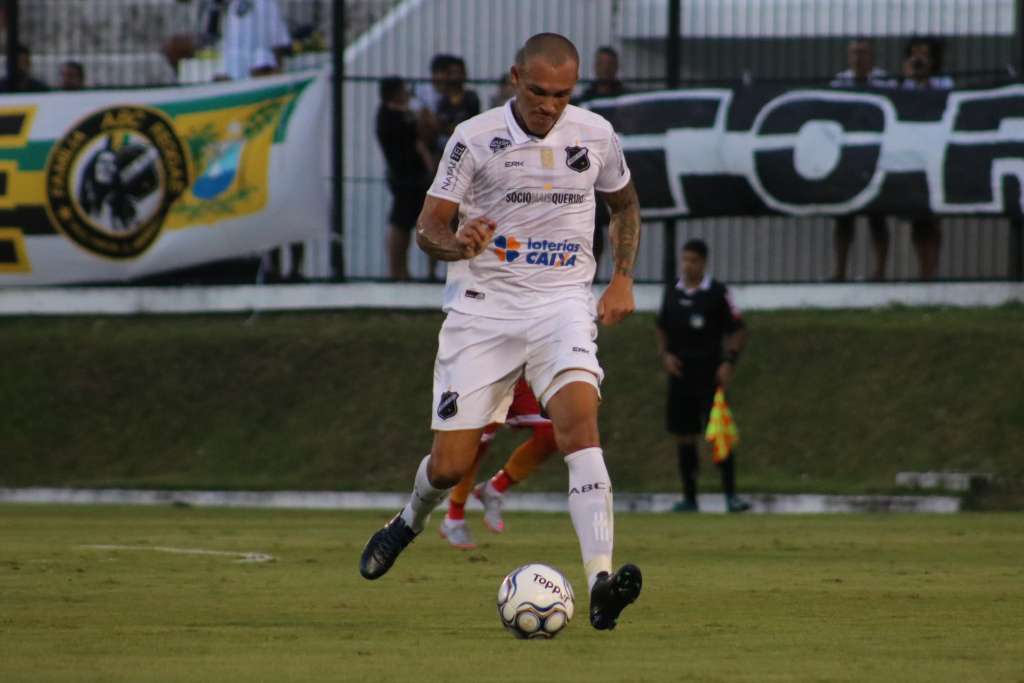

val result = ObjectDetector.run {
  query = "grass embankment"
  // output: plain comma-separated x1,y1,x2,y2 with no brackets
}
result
1,307,1022,495
1,506,1022,682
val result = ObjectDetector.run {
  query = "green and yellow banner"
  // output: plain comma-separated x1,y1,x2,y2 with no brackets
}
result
0,69,328,285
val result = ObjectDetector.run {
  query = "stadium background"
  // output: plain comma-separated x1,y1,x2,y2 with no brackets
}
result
1,3,1022,680
6,0,1023,283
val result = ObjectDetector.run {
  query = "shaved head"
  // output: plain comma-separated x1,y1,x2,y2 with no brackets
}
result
515,33,579,70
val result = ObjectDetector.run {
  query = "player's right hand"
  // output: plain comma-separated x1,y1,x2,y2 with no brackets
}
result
662,352,683,378
455,217,497,259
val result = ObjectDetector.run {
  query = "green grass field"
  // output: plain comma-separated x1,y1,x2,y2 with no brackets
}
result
2,307,1023,500
2,505,1022,682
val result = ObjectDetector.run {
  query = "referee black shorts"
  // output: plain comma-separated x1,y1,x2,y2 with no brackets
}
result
666,371,717,437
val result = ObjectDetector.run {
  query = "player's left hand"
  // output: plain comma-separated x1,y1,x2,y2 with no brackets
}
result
597,274,635,326
716,361,734,389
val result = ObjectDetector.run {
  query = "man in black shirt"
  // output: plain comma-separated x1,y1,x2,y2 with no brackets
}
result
376,77,434,280
573,47,627,275
656,239,750,513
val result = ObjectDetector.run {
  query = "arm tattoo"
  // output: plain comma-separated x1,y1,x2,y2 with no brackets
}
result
601,180,641,277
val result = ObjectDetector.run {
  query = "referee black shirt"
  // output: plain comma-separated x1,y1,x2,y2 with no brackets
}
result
656,274,744,372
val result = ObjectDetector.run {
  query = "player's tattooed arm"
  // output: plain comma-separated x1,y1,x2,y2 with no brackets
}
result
596,180,640,326
601,180,641,278
416,195,496,261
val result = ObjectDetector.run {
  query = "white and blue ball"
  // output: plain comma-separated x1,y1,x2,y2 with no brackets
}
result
497,563,575,639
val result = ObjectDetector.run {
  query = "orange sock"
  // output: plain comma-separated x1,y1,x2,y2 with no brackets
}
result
500,425,557,486
449,440,487,519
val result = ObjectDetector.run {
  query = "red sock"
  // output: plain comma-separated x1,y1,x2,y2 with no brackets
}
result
490,469,514,494
447,500,465,520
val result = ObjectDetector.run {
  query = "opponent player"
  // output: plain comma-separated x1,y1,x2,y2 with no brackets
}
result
359,33,643,631
438,377,557,549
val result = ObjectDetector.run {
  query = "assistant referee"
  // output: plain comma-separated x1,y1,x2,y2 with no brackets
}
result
655,239,750,513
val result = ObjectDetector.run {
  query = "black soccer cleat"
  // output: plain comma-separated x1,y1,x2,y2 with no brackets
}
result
359,514,418,580
589,563,643,630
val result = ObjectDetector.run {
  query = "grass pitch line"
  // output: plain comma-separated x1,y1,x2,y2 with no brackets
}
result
79,544,275,563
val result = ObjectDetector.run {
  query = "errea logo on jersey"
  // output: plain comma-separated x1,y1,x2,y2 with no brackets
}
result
493,235,581,267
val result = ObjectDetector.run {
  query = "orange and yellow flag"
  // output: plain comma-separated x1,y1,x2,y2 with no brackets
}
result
705,387,739,463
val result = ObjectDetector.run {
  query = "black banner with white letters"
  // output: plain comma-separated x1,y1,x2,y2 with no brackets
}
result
587,85,1024,219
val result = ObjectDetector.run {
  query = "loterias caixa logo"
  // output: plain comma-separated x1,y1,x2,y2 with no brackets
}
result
44,106,191,259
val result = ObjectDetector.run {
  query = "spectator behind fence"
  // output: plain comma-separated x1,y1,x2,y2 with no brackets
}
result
217,0,292,80
829,39,892,281
415,54,478,281
435,56,481,152
573,46,628,273
656,239,750,514
490,73,515,108
901,37,954,280
212,0,302,280
0,44,49,92
376,77,434,281
59,61,85,91
414,54,456,121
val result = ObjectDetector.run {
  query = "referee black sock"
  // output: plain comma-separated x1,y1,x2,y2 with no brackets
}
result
677,443,699,503
718,451,737,498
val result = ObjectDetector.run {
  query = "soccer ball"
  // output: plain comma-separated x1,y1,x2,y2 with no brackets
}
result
496,563,575,639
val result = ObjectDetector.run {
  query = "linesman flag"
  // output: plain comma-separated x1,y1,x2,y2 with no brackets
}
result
705,388,739,464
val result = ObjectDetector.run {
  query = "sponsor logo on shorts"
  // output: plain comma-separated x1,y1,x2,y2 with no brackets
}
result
437,391,459,420
493,234,581,267
572,346,590,354
565,145,590,173
464,289,485,300
504,189,587,206
504,160,524,168
489,137,512,153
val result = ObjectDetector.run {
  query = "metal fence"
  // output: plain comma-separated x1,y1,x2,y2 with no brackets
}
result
3,0,1023,283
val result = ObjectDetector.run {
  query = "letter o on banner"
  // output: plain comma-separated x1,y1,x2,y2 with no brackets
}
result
749,92,890,215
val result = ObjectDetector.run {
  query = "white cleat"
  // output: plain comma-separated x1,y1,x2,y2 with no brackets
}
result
438,517,476,550
473,482,506,534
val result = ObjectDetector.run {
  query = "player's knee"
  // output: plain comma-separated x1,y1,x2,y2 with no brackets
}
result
426,459,464,489
553,418,599,454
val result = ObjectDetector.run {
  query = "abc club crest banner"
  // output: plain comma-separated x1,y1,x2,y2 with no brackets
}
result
0,70,328,285
587,84,1024,219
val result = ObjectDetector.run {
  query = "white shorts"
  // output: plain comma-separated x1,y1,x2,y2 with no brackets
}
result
430,298,604,431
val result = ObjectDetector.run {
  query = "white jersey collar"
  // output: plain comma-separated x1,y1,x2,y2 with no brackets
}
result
504,98,567,144
675,274,712,294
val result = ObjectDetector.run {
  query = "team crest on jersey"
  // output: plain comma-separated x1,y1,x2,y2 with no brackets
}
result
489,137,512,153
437,391,459,420
44,105,190,260
565,146,590,173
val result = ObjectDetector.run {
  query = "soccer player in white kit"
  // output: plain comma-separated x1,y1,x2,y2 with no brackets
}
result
359,33,643,631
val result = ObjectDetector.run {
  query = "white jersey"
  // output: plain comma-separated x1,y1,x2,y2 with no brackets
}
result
427,99,631,318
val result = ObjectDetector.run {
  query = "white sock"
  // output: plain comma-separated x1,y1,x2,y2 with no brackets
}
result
565,447,614,591
399,455,449,533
